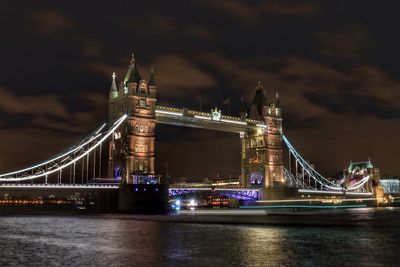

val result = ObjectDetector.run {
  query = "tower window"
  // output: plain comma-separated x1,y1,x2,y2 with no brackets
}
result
139,161,143,171
135,160,139,170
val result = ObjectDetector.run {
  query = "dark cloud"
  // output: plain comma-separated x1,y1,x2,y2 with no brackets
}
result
186,27,216,40
1,0,400,178
261,1,319,16
31,9,75,34
0,128,80,172
203,0,319,24
0,87,68,118
316,25,375,59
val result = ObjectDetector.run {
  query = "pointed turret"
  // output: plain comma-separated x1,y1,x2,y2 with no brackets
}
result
274,92,281,108
110,72,117,91
249,81,268,119
109,72,118,100
124,53,142,85
271,91,282,117
149,66,156,86
239,97,248,119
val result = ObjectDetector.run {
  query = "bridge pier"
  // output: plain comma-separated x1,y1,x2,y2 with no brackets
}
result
259,187,298,200
118,184,169,213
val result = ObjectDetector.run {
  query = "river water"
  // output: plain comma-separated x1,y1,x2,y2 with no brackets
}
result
0,208,399,267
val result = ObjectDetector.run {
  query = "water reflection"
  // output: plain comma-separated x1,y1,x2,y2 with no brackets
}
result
0,210,399,266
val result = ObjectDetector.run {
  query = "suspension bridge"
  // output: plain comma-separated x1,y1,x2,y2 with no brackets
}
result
0,54,384,211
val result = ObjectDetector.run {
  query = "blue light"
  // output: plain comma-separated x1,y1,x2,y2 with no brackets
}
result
135,188,138,192
175,199,181,206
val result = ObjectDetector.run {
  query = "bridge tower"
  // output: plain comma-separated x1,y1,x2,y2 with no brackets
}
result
242,82,284,189
263,92,284,187
108,54,157,184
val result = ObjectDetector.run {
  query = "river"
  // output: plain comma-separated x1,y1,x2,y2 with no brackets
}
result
0,207,399,266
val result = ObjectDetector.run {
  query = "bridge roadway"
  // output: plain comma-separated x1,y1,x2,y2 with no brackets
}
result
0,184,373,199
0,183,261,200
155,106,265,133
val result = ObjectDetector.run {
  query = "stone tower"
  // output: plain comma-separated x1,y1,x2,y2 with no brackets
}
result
242,82,284,188
263,92,284,187
108,54,157,184
241,82,268,188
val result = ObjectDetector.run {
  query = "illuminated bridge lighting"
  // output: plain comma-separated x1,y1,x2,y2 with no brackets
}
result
155,110,183,116
0,114,127,182
220,119,247,125
194,115,212,120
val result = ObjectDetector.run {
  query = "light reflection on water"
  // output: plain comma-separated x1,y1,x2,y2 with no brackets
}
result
0,209,399,267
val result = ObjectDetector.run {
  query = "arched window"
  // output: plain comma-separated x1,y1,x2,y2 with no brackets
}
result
139,161,143,171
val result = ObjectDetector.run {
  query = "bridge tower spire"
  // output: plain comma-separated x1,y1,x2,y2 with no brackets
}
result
109,72,118,100
149,66,156,86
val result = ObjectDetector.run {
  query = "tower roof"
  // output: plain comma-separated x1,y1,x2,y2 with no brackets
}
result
348,160,374,173
274,92,281,108
239,97,248,118
149,66,156,86
110,72,118,92
250,81,268,118
124,53,142,84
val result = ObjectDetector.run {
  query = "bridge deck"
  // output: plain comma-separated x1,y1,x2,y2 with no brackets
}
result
155,106,265,133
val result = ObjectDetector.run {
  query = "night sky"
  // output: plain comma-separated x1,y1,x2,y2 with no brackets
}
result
1,1,399,180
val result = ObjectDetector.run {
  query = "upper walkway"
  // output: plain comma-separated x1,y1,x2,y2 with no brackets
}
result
155,106,265,133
